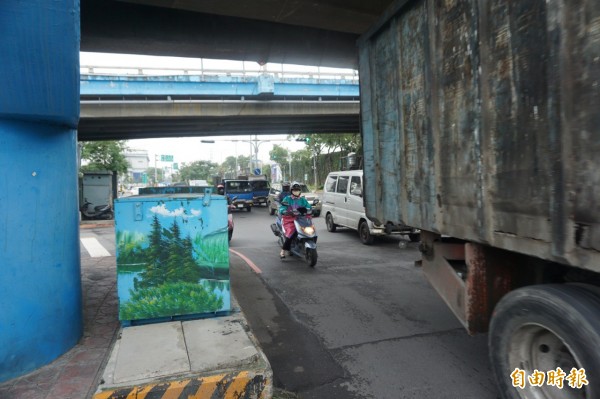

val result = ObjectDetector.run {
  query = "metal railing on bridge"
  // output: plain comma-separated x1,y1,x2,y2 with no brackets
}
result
80,65,359,83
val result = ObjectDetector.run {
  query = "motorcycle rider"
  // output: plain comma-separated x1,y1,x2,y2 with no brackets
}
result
217,184,234,206
278,182,311,258
277,182,291,204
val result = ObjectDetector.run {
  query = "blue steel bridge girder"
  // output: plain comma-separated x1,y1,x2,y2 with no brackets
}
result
80,74,360,99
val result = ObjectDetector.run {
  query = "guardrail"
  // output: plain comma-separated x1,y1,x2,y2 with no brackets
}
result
80,65,359,82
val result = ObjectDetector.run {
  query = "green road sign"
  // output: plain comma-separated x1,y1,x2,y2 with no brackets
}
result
160,155,174,162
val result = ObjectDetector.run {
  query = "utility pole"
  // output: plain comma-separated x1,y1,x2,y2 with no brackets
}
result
313,151,318,188
154,154,158,185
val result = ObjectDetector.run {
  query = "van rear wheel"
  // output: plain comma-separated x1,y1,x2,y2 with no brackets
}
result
326,213,337,232
359,221,374,245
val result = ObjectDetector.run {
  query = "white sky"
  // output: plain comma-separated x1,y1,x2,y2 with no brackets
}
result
80,52,355,166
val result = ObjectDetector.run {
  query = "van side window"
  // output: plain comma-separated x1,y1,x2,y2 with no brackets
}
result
349,176,362,197
336,176,349,194
325,175,338,192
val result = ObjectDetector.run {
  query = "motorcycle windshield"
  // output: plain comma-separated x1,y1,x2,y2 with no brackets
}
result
294,216,313,228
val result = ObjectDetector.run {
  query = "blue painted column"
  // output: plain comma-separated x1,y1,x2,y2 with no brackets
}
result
0,1,82,382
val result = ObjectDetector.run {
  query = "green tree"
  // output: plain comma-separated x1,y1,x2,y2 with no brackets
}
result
295,133,361,157
178,160,219,182
136,215,169,289
269,145,290,166
80,140,129,174
145,167,164,184
220,155,250,177
120,282,224,320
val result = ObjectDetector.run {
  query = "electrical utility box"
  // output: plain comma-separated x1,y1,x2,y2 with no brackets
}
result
114,192,230,324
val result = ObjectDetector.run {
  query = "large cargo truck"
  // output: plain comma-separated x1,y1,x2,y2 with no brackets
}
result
359,0,599,397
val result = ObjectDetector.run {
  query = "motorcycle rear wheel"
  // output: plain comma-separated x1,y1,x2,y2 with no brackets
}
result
305,248,317,267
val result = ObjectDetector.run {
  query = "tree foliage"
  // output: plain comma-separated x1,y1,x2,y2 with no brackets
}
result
134,215,204,289
221,155,250,175
144,167,164,184
80,140,129,174
294,133,361,156
269,145,290,166
178,160,220,182
119,282,224,320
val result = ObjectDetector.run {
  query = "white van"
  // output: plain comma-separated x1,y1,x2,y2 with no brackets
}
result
322,170,420,244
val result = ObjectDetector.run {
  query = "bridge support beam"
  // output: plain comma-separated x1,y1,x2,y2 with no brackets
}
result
0,1,82,382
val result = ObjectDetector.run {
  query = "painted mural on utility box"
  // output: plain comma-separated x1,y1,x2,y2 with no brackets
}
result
114,194,230,322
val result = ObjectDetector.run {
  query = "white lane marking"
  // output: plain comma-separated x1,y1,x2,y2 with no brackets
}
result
80,237,111,257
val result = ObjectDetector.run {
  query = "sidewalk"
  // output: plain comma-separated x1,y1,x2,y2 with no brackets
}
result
0,227,272,399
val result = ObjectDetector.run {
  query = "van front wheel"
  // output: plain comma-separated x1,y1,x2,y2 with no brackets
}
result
359,221,374,245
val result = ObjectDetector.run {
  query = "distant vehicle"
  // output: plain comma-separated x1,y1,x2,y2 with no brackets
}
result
249,179,270,207
268,182,321,217
322,170,419,245
223,180,253,212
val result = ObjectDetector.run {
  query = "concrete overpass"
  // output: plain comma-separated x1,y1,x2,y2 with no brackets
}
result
79,73,360,140
81,0,396,69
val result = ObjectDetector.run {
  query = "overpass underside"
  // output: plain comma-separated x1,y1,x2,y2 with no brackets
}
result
79,100,360,140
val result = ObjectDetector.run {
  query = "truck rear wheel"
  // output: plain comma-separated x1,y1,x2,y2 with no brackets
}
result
489,284,600,399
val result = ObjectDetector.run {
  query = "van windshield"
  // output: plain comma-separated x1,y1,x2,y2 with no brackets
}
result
225,181,252,193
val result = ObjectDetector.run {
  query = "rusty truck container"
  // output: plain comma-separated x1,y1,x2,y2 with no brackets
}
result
359,0,599,271
359,1,600,397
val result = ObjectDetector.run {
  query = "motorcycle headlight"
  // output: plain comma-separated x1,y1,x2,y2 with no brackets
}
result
302,226,315,235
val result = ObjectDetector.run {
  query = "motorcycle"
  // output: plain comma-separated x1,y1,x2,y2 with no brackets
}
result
80,198,113,220
270,204,318,267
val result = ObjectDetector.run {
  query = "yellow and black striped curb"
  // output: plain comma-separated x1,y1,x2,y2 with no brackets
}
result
93,371,270,399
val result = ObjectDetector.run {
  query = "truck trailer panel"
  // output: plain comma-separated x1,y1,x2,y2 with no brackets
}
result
359,0,600,272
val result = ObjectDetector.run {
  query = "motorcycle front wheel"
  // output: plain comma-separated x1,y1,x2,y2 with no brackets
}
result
305,248,317,267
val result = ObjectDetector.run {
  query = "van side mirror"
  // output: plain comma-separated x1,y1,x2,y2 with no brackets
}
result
350,187,362,197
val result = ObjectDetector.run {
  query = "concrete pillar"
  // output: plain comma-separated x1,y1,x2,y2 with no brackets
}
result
0,1,82,382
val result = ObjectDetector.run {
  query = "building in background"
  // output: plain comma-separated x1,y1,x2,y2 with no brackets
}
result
124,149,149,184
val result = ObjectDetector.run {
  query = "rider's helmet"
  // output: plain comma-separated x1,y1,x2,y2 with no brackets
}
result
291,182,302,197
282,181,291,191
217,184,224,195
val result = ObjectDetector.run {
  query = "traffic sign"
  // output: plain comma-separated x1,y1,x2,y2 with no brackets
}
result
253,168,261,176
160,155,174,162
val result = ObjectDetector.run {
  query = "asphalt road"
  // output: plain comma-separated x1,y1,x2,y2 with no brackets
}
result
229,206,500,399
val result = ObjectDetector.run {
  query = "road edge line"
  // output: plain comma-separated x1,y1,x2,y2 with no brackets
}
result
229,249,262,274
